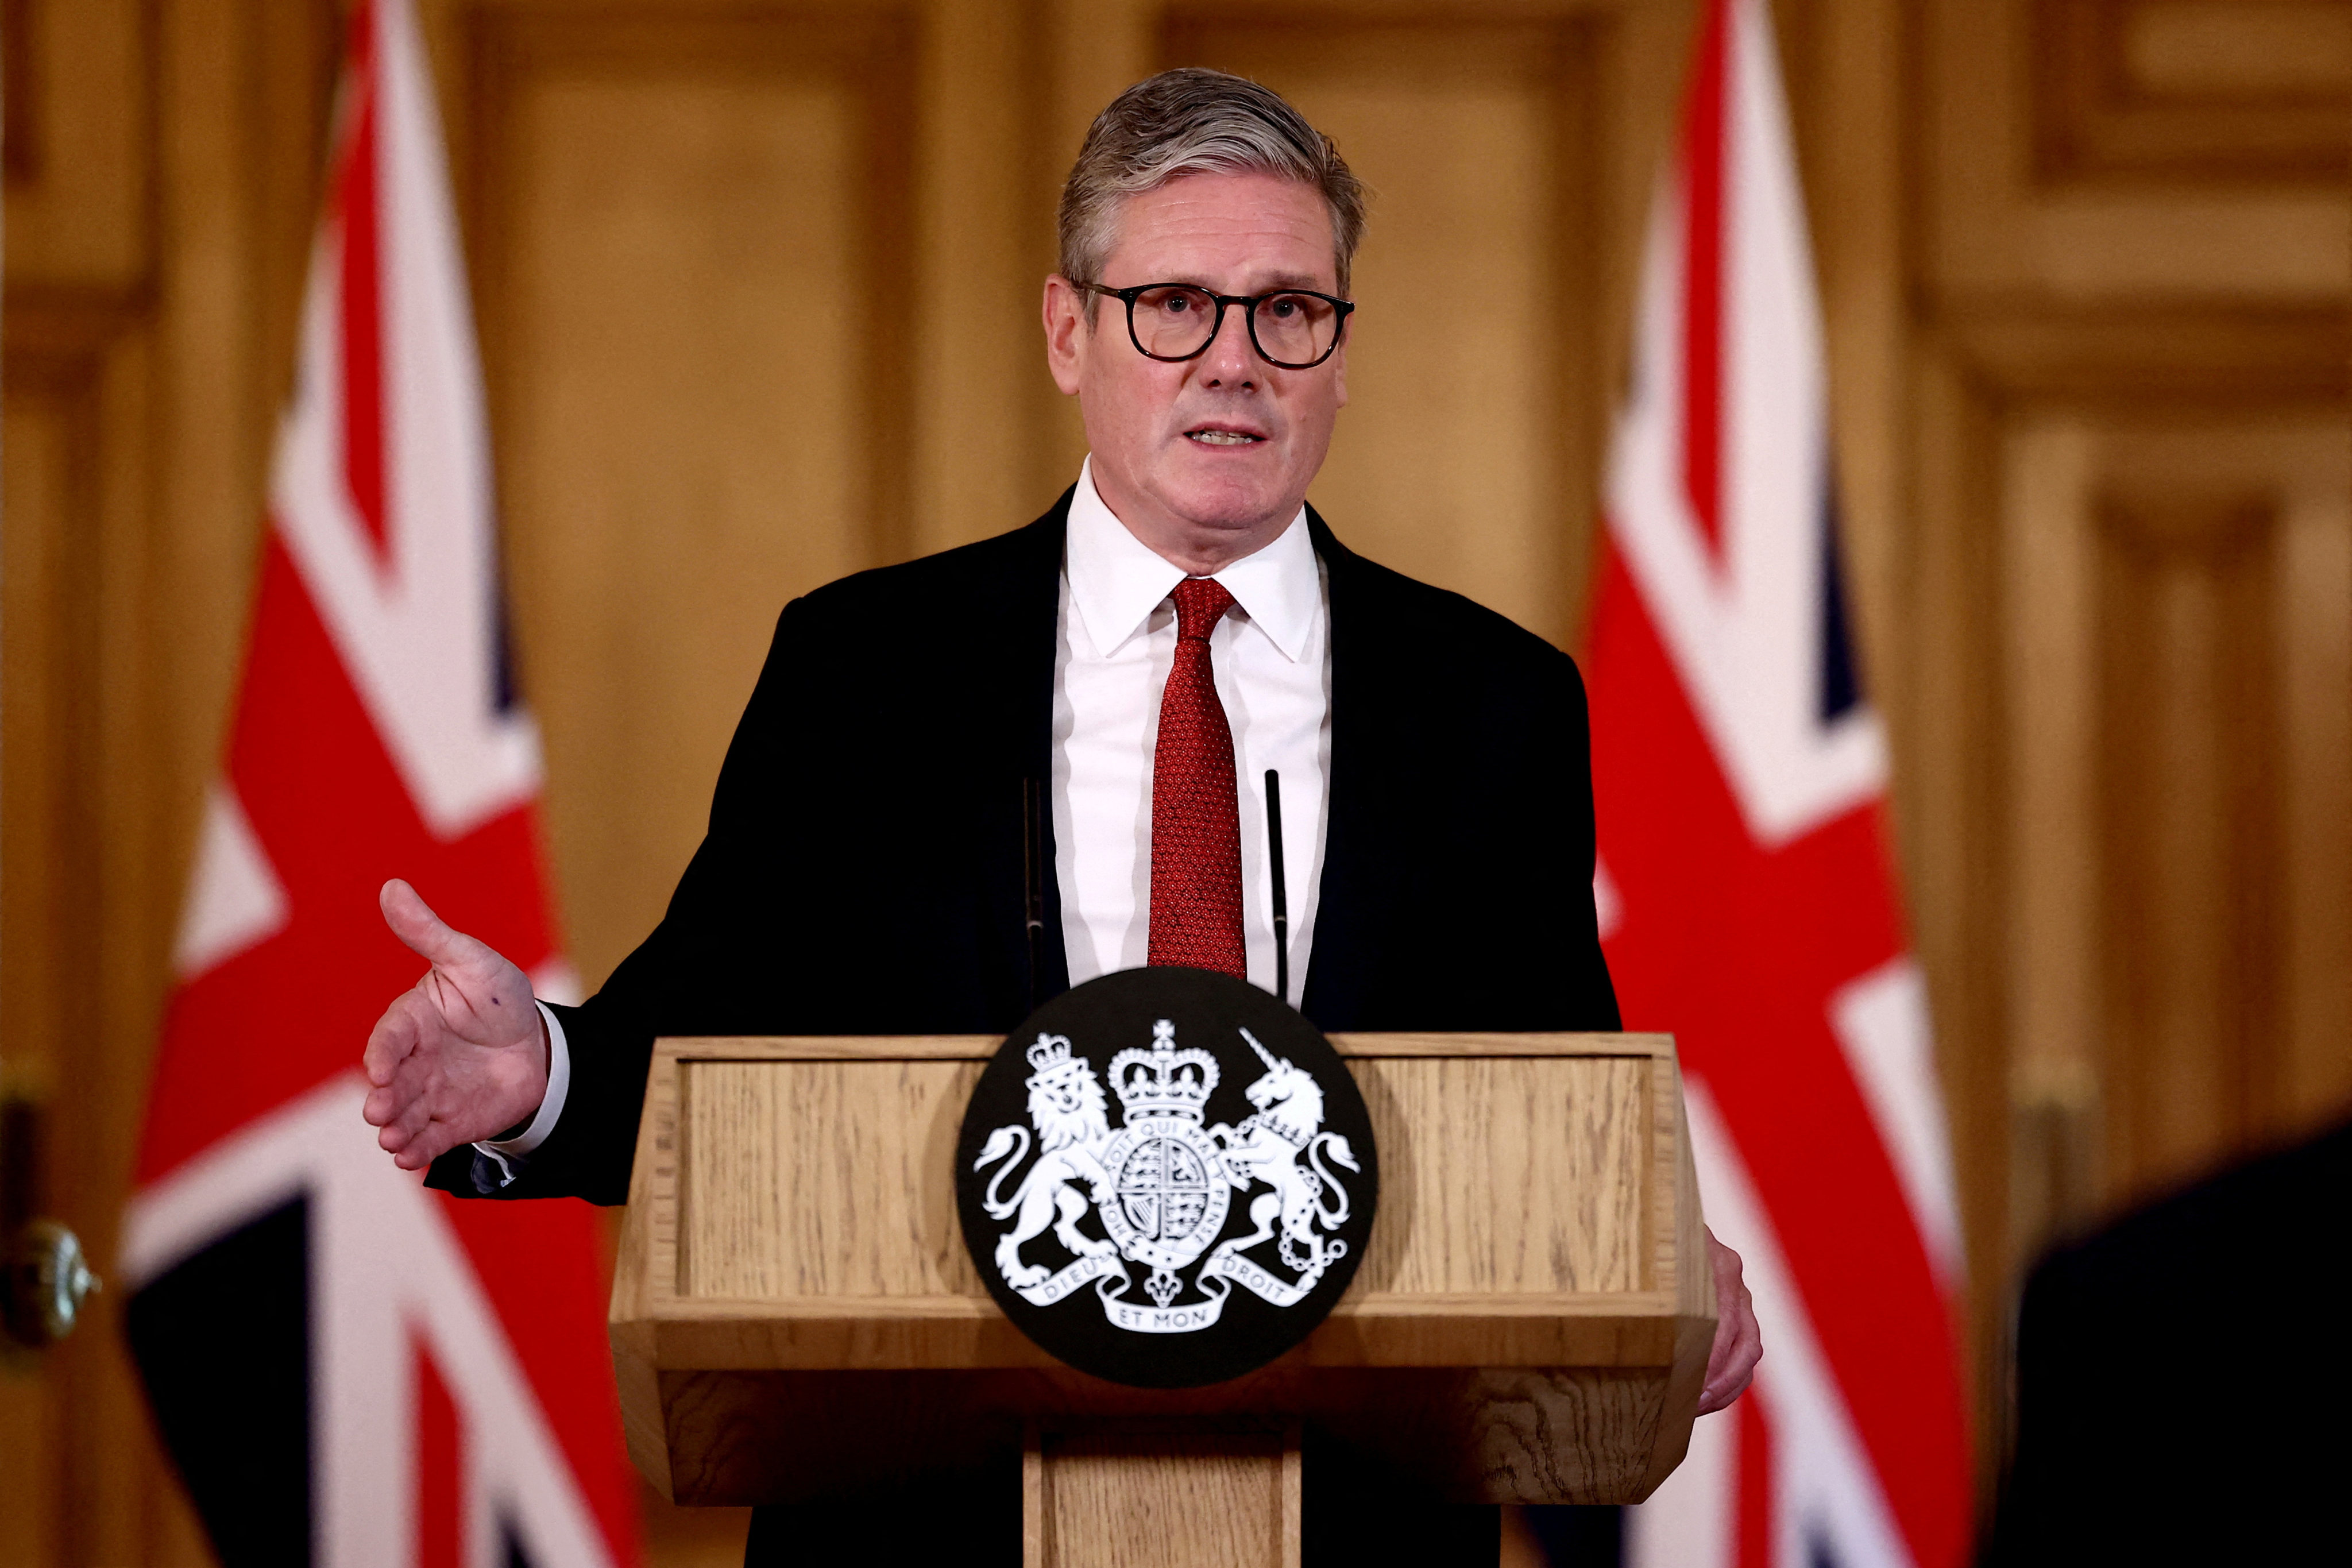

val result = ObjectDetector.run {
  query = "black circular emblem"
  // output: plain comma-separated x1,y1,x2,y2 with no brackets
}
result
956,967,1378,1388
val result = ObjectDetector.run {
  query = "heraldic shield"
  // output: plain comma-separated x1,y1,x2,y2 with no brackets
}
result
955,967,1380,1387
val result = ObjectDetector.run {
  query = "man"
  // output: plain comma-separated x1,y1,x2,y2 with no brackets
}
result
362,69,1759,1563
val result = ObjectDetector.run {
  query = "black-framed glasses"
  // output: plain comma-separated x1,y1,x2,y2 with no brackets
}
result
1079,282,1354,370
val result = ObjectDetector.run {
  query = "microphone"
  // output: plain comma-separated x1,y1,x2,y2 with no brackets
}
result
1022,777,1046,1012
1265,769,1289,1005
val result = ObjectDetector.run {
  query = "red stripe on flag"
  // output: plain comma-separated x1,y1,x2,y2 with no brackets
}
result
432,1191,639,1562
134,538,554,1184
415,1334,464,1568
1679,0,1731,558
337,6,389,563
1586,551,1971,1566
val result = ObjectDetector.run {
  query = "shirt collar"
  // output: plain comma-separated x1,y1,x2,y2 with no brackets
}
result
1065,457,1318,662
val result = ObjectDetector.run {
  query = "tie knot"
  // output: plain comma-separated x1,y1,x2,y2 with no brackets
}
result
1170,577,1235,642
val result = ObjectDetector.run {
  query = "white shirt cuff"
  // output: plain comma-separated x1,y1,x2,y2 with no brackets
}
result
475,1002,570,1160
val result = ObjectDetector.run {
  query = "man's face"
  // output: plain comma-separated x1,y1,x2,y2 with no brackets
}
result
1044,172,1348,563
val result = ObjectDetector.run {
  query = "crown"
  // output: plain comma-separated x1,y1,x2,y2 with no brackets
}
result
1109,1018,1218,1121
1025,1033,1076,1084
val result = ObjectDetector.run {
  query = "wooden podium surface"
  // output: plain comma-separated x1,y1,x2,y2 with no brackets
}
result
611,1031,1713,1528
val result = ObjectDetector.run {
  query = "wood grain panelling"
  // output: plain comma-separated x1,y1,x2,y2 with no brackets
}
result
464,6,917,987
1034,1430,1295,1568
2,1,148,284
2,295,187,1568
5,0,41,183
1899,344,2013,1467
1937,369,2352,1479
680,1057,986,1299
3,4,356,1565
2034,0,2352,184
2096,495,2280,1201
0,310,112,1568
1162,17,1601,646
1914,0,2350,1488
1353,1056,1650,1296
1938,303,2352,405
1930,0,2347,299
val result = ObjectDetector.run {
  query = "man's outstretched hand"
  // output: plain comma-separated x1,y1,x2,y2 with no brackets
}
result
362,879,549,1171
1698,1227,1762,1414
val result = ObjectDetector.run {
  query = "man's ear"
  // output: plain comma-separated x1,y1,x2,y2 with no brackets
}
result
1330,335,1348,411
1042,275,1089,396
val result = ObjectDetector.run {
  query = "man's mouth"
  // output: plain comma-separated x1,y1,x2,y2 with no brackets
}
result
1186,426,1265,447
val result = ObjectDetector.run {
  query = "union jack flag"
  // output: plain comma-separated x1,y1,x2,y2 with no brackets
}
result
119,3,637,1563
1589,2,1973,1564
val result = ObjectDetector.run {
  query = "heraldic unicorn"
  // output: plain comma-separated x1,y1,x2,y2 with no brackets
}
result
972,1018,1361,1335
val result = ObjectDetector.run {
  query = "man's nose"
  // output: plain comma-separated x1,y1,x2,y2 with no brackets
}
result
1199,303,1260,387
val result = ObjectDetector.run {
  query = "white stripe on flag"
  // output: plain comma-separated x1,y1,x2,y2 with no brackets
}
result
1830,958,1966,1285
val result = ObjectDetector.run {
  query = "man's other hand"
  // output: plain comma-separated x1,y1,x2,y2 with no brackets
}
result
362,879,548,1171
1698,1227,1762,1414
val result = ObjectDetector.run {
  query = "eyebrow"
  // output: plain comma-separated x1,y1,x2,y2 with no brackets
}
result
1155,271,1330,293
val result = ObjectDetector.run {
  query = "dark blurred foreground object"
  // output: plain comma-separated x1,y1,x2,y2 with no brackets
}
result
1984,1118,2352,1563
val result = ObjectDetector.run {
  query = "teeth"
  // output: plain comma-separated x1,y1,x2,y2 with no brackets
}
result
1189,430,1257,445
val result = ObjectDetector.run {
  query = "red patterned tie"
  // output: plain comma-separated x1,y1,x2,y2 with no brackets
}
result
1148,577,1246,978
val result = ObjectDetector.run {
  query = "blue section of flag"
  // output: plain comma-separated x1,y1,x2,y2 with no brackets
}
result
490,524,520,716
126,1195,314,1567
1818,473,1860,724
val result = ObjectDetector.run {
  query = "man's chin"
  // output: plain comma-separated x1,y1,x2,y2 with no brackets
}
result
1151,469,1299,538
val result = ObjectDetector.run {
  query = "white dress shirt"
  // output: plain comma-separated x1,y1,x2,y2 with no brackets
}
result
483,459,1331,1162
1055,458,1329,1003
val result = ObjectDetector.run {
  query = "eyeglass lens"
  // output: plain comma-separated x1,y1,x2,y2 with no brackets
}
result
1129,286,1341,366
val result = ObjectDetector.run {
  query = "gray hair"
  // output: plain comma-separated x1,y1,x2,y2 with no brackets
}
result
1057,68,1368,305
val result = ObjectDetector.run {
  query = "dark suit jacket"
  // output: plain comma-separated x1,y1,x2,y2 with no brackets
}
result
431,492,1619,1205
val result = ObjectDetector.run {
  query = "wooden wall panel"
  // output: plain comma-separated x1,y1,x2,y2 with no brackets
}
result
2095,493,2281,1199
1929,0,2347,299
0,334,90,1568
1161,17,1601,647
1958,391,2352,1477
3,3,353,1565
1899,0,2352,1490
465,7,918,988
1,0,148,285
2034,0,2352,183
2,299,195,1568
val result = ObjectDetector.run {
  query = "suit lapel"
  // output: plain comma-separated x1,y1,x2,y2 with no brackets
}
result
1298,507,1396,1028
964,491,1075,1017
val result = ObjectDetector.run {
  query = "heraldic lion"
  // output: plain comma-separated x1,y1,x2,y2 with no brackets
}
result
972,1035,1117,1288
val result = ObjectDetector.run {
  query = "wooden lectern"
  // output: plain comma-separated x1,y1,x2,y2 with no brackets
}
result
611,1032,1713,1565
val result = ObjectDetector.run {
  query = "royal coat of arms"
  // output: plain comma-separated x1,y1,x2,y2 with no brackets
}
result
969,1013,1366,1338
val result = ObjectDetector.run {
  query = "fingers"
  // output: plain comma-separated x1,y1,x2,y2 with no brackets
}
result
374,1091,430,1153
380,878,492,974
365,1013,441,1146
366,1053,462,1170
362,992,422,1091
1696,1229,1763,1415
1699,1296,1762,1413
